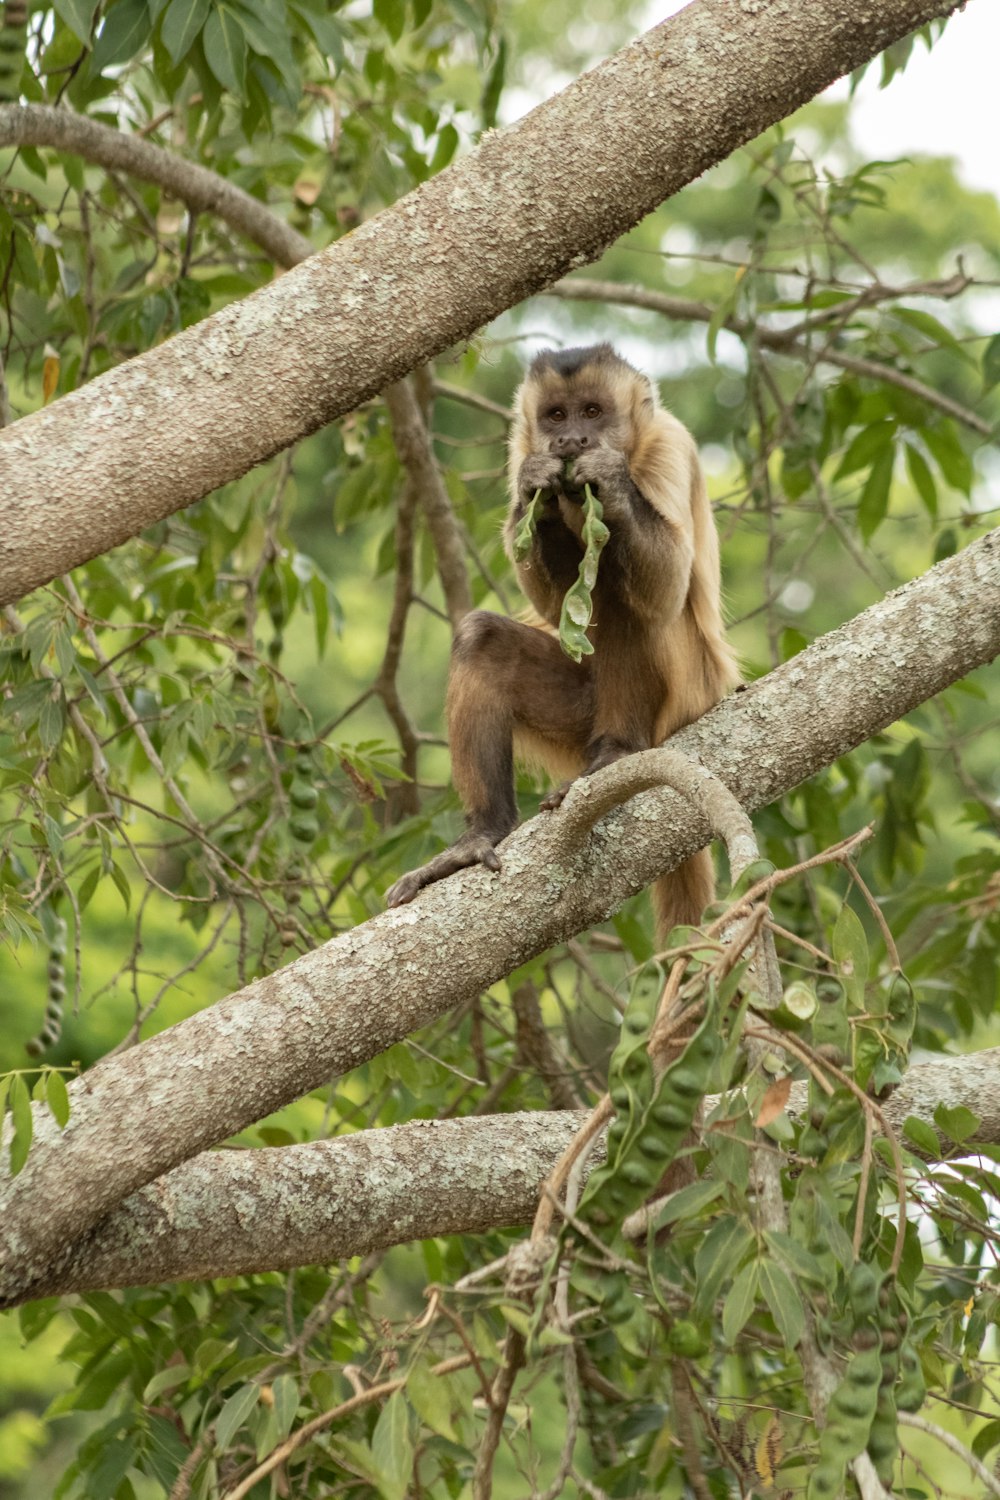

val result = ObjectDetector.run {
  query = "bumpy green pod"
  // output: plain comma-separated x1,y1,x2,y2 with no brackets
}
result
290,777,319,811
512,489,545,561
896,1344,926,1413
577,997,721,1231
867,1387,899,1484
807,1346,882,1500
847,1263,879,1323
556,486,610,662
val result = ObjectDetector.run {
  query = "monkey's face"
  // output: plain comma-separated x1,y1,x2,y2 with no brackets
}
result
533,388,622,461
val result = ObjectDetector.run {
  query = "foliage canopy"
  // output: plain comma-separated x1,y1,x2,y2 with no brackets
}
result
1,1,999,1497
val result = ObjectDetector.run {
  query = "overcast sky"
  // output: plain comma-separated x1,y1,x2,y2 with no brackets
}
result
831,4,1000,200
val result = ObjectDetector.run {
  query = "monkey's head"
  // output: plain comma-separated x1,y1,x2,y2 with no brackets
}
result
511,343,659,463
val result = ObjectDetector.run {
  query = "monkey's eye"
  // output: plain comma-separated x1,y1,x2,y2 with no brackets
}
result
548,407,566,422
582,404,602,419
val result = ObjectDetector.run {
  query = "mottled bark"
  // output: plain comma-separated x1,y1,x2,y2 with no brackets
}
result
1,529,997,1307
0,0,962,605
24,1048,1000,1303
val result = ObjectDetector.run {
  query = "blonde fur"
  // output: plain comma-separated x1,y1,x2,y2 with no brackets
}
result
506,346,738,935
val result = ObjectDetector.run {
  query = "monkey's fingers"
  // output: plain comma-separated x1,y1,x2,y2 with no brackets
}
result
540,780,574,811
385,836,502,908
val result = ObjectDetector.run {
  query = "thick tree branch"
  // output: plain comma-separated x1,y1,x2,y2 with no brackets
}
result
1,529,997,1307
23,1048,1000,1304
0,0,963,606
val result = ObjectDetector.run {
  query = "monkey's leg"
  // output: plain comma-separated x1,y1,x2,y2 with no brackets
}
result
385,613,592,908
540,623,662,810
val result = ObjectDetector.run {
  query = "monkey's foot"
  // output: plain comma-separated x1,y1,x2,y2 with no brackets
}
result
385,835,502,908
540,780,574,811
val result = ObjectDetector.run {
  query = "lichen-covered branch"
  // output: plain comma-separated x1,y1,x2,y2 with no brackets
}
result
19,1047,1000,1304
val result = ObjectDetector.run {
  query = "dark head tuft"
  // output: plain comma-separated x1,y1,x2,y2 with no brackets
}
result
528,343,631,381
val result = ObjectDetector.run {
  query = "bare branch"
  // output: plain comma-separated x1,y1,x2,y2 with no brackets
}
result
0,103,313,268
384,377,472,627
547,278,993,437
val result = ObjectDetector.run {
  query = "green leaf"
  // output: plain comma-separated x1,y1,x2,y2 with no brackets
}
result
406,1361,458,1443
722,1260,758,1344
45,1070,71,1128
8,1074,33,1177
904,443,937,518
655,1178,725,1226
371,1391,413,1500
693,1217,753,1320
215,1383,260,1452
832,903,868,1009
856,444,894,540
764,1230,825,1285
934,1103,980,1145
891,305,972,361
760,1261,804,1349
982,332,1000,391
52,0,99,44
271,1374,299,1441
481,36,506,129
921,422,973,495
143,1363,192,1401
373,0,406,42
203,6,247,96
834,420,895,481
903,1115,940,1157
429,122,459,175
160,0,210,64
90,0,152,73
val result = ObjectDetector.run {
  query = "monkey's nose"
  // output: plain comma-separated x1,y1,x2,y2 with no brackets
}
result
554,434,587,456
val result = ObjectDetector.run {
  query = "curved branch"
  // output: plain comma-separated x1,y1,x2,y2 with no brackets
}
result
1,528,998,1307
19,1047,1000,1303
547,278,993,438
0,103,313,269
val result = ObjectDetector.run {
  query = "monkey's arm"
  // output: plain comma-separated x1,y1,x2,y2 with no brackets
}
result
570,445,695,624
505,454,584,625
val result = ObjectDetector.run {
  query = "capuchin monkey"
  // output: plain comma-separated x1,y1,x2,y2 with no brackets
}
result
385,344,738,932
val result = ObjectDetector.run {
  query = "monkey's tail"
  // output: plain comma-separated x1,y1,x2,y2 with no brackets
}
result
652,848,715,942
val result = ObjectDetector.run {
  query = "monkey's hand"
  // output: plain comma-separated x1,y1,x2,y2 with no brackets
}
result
568,448,636,515
385,832,501,908
517,452,563,503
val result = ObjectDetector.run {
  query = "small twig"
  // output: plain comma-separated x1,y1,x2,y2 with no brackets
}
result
219,1355,470,1500
546,277,992,437
852,1107,876,1257
897,1412,1000,1497
845,858,902,970
472,1329,526,1500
